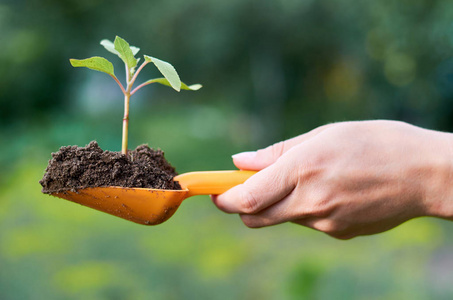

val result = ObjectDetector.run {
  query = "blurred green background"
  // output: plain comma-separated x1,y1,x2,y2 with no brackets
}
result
1,0,453,299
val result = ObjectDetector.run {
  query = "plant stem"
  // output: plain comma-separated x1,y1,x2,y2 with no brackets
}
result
125,64,131,85
130,60,149,88
131,81,151,96
121,60,148,155
110,75,126,95
122,92,130,155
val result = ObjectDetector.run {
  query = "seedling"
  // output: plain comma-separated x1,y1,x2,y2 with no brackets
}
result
70,36,202,155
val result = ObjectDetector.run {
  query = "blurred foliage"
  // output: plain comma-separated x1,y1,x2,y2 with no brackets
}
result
1,0,453,299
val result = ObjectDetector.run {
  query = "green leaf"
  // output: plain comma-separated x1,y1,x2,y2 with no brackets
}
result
114,36,137,69
69,57,115,77
100,39,119,56
130,46,140,56
144,55,182,91
142,78,202,91
100,39,140,56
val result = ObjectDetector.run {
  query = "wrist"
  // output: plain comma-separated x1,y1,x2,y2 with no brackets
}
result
424,131,453,220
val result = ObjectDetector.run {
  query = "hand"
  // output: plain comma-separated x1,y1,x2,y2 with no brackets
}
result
212,120,453,239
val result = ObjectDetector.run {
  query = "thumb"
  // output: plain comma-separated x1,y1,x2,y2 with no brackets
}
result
232,124,334,171
213,157,296,214
232,141,293,171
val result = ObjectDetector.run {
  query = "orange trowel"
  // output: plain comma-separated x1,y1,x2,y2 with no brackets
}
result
52,170,255,225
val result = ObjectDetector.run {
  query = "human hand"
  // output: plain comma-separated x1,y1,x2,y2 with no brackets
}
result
212,120,453,239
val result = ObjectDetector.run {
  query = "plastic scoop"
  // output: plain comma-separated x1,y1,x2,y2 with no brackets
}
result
51,170,255,225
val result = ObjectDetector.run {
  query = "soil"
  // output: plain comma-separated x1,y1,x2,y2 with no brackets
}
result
40,141,181,194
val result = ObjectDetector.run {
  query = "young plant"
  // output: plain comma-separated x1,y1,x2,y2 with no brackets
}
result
70,36,202,155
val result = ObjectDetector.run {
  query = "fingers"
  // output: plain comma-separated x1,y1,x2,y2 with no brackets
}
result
232,140,297,171
238,189,302,227
214,123,339,231
235,192,354,240
232,124,333,171
212,158,297,214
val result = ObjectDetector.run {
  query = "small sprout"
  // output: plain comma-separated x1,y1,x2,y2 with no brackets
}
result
70,36,202,155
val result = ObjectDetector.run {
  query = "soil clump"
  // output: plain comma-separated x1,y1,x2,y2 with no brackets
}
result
40,141,181,194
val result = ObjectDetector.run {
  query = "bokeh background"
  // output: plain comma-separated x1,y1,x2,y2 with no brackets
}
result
1,0,453,299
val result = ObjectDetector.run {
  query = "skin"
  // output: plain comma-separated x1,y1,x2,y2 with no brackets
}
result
212,120,453,239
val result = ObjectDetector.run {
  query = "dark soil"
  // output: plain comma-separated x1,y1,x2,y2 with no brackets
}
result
40,141,181,194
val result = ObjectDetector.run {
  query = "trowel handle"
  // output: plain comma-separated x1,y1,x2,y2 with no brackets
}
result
174,170,257,197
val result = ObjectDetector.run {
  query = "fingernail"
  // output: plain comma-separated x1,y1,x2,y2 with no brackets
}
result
232,151,257,160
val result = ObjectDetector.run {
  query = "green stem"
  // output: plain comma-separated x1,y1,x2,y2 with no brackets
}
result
131,79,156,95
122,92,130,155
121,59,146,155
110,75,126,95
129,60,149,89
125,64,131,86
